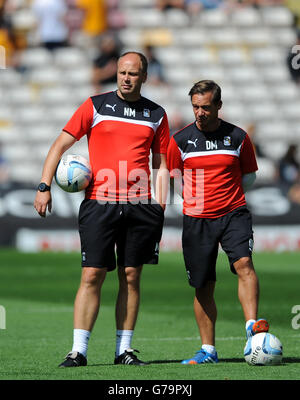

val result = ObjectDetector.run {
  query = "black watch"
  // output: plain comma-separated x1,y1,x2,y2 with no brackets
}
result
38,182,51,192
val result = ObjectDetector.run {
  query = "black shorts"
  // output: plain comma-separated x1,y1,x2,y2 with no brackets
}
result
182,206,254,288
78,199,165,270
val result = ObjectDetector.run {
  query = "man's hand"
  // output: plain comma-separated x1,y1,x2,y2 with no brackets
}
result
34,191,52,218
152,153,169,210
33,131,77,217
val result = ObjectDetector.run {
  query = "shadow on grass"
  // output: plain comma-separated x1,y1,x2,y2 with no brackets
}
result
147,360,182,364
219,358,244,363
88,357,300,367
140,357,300,365
88,360,182,367
213,357,300,365
282,357,300,364
148,358,244,364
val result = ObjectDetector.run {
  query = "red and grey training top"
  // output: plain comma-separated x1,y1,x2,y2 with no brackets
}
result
167,119,258,218
63,91,170,202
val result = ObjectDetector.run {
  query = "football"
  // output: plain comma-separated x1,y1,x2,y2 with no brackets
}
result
244,332,283,366
55,154,92,193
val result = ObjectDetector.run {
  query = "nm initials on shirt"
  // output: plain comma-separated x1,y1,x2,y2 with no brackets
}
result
124,107,136,117
206,140,218,150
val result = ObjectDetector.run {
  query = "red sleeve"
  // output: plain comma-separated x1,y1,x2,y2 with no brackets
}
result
151,112,170,154
167,135,183,178
63,97,94,140
239,134,258,174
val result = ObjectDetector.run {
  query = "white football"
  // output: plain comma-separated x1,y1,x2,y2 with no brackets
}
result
55,154,92,193
244,332,283,366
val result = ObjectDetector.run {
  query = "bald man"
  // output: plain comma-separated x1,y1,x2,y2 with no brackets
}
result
34,52,170,367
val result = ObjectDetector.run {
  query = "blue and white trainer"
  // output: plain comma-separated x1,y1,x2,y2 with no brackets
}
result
181,349,219,365
246,319,269,339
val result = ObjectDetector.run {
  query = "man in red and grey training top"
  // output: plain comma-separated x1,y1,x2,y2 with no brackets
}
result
167,80,269,365
34,52,169,367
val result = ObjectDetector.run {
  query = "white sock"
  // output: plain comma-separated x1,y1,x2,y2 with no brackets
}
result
116,330,134,357
202,344,216,355
72,329,90,357
246,319,256,330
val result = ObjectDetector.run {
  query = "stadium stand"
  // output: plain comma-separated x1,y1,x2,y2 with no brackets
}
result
0,0,300,185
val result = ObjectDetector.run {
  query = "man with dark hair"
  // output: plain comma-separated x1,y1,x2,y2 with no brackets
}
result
34,52,170,367
188,79,221,103
167,80,269,364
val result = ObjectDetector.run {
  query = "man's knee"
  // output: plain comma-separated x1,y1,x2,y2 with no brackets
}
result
119,266,142,288
81,267,107,287
234,257,255,277
195,280,215,302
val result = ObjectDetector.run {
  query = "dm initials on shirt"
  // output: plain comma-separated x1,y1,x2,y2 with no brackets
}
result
206,140,218,150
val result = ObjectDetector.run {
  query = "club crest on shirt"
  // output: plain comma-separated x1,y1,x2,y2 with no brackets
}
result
224,136,231,146
143,108,150,118
249,238,254,253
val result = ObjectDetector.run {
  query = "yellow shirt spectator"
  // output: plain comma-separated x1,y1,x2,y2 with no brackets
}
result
285,0,300,28
76,0,107,37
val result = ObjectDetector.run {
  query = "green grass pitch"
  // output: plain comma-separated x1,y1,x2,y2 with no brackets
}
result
0,249,299,381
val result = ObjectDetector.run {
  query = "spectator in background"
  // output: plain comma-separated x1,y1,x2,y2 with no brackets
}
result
0,142,9,184
285,0,300,30
225,0,283,8
288,179,300,204
246,123,277,184
92,33,121,94
76,0,107,47
278,144,300,187
278,144,300,205
156,0,185,11
243,0,284,6
0,0,19,68
143,45,167,86
185,0,224,17
246,123,266,159
287,30,300,85
64,0,84,45
0,1,13,65
32,0,69,51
